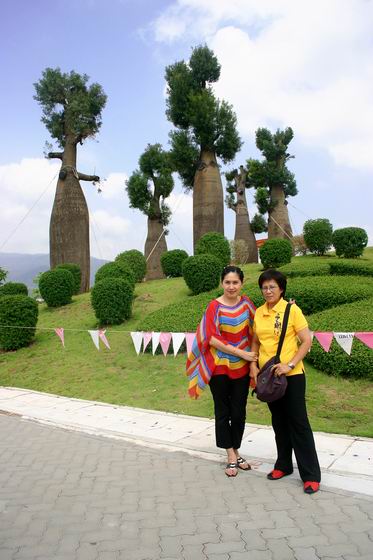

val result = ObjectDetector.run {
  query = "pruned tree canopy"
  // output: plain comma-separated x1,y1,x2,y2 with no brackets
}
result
248,127,297,214
165,45,242,189
34,67,107,148
126,144,174,226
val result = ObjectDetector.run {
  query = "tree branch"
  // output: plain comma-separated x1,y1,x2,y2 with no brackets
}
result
77,172,99,182
47,152,63,160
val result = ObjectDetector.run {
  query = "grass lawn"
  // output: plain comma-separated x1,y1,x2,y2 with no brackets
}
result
1,253,373,438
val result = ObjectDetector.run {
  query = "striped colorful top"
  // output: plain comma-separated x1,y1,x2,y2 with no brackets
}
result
186,295,256,399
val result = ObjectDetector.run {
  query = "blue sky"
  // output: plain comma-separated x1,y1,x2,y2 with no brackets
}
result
1,0,372,260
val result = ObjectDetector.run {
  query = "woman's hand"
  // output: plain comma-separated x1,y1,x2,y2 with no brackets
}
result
271,363,292,376
240,350,258,362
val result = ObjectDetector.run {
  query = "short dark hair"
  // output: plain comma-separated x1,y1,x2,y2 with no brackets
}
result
258,269,287,297
221,265,244,282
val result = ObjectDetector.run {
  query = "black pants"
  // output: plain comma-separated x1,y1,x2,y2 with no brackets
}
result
268,373,321,482
209,374,250,450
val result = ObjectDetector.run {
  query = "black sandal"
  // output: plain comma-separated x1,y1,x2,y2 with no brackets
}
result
225,462,238,477
237,457,251,471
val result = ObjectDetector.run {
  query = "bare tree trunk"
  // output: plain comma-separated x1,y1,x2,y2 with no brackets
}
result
49,139,90,293
193,150,224,251
268,185,293,241
144,217,167,280
234,167,258,263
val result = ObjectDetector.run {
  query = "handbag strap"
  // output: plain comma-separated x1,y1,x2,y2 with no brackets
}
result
275,303,292,362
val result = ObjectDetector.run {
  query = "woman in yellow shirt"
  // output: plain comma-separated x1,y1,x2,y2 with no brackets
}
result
250,269,321,494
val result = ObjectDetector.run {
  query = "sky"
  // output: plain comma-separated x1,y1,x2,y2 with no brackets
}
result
1,0,373,261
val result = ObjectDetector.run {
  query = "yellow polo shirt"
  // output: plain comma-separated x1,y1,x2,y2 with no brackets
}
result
253,298,308,376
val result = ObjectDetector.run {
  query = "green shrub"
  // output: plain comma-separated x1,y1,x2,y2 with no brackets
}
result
332,227,368,258
329,260,373,277
0,295,38,351
140,287,222,332
91,278,134,325
259,238,292,269
307,297,373,380
39,269,74,307
55,263,81,294
0,282,28,297
0,267,7,285
115,250,146,282
195,232,231,268
95,261,135,289
279,261,331,278
161,249,188,277
303,218,333,255
182,254,222,295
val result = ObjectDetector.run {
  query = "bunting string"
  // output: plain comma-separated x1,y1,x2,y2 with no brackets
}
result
0,323,372,355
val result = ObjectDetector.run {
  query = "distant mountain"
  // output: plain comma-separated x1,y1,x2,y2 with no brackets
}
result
0,253,108,289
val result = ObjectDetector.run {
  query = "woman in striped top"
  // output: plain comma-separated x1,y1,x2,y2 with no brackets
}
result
186,265,257,477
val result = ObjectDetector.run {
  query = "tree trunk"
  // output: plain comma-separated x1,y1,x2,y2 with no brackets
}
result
234,168,258,263
193,150,224,251
144,217,168,280
268,185,293,241
49,139,90,293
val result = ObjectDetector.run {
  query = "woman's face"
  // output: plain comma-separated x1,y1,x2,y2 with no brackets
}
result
222,272,243,299
261,279,283,306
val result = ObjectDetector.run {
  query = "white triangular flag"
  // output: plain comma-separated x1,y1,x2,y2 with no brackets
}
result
334,332,355,355
131,331,143,355
171,332,185,356
152,332,160,355
88,330,100,350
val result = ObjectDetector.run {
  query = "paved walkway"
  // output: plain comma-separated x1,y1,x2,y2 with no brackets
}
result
1,413,373,560
0,388,372,497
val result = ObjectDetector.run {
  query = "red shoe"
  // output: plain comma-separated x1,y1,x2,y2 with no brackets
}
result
267,469,292,480
304,481,320,494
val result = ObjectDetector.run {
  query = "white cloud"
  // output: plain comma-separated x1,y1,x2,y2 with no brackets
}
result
152,0,373,171
99,172,128,200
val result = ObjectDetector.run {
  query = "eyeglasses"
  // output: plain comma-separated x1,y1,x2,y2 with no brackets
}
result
261,285,278,292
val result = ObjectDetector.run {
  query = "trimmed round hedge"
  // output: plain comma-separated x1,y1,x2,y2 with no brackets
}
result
195,232,231,268
55,263,81,294
91,278,134,325
332,227,368,258
0,282,28,297
259,238,292,269
0,295,38,351
115,250,146,283
161,249,188,277
95,261,135,289
39,269,74,307
182,254,222,295
303,218,333,256
307,297,373,380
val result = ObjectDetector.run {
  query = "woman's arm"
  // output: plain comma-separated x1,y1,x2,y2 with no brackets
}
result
209,336,258,362
271,327,312,376
249,333,260,383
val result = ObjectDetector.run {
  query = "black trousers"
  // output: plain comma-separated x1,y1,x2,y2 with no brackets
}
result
209,374,250,450
268,373,321,482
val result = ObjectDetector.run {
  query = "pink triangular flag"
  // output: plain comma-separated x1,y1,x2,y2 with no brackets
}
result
54,328,65,348
185,332,196,356
99,329,110,350
143,332,152,352
159,332,172,356
88,330,100,350
314,332,333,352
355,332,373,349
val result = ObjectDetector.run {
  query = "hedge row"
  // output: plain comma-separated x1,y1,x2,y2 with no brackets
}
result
307,297,373,380
279,261,331,278
329,260,373,277
140,275,373,332
279,258,373,278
